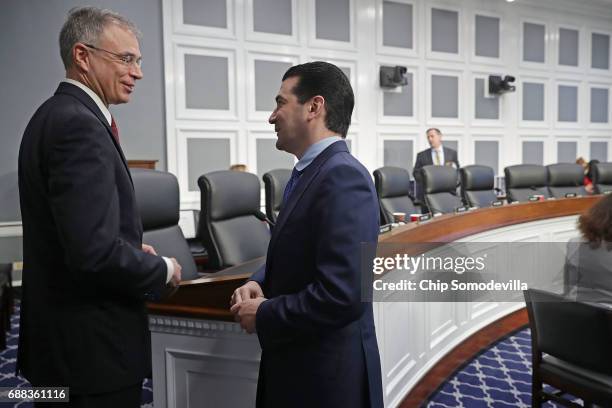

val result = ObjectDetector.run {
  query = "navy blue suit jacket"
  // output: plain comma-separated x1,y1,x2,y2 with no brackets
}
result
251,141,384,408
17,83,167,393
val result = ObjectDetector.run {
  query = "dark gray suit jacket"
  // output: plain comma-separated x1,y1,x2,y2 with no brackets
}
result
18,82,167,394
564,237,612,306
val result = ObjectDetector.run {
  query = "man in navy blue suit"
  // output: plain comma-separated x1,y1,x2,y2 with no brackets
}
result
230,62,383,408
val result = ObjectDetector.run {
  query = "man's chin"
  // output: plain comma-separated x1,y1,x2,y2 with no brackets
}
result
112,94,131,105
275,139,284,151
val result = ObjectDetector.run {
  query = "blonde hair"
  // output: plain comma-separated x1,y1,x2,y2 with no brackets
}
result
229,164,248,172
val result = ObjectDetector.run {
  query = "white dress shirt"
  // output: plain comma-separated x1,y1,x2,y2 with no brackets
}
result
430,146,445,166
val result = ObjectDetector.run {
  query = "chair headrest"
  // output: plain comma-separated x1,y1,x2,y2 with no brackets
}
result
504,164,547,189
0,263,11,275
593,162,612,184
546,163,583,186
263,169,292,209
422,165,458,194
198,171,261,220
131,169,180,230
460,165,494,190
373,166,411,198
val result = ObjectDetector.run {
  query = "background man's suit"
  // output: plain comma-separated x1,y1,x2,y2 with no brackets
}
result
413,146,460,208
18,82,167,394
251,141,384,408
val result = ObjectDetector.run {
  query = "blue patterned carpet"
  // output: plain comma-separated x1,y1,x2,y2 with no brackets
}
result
0,301,153,407
0,302,582,407
426,328,581,407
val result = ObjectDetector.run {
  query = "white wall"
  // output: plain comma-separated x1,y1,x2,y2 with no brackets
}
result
3,0,612,258
162,0,612,209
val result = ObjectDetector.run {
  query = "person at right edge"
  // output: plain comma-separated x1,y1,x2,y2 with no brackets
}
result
564,193,612,306
230,61,384,408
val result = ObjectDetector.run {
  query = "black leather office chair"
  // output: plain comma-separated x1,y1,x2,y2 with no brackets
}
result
422,165,462,214
373,166,418,224
546,163,587,198
524,289,612,408
459,165,499,208
592,162,612,194
504,164,550,203
131,168,198,281
263,169,291,224
198,171,271,270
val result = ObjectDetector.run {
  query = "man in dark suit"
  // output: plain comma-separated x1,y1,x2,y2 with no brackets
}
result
230,62,383,408
413,128,460,210
18,7,181,407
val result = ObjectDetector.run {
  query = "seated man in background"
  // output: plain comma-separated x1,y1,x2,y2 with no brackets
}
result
413,128,460,211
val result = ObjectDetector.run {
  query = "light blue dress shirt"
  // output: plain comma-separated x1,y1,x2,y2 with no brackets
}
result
295,136,344,171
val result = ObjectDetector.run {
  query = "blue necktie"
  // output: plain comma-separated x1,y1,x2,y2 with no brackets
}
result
283,167,303,204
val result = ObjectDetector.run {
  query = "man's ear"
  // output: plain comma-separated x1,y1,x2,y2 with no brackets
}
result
72,43,90,73
308,95,325,118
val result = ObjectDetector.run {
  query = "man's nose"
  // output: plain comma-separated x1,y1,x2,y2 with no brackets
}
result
131,64,143,80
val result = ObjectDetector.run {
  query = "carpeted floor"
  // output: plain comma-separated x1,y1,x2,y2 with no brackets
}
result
0,301,153,407
426,328,580,407
0,301,582,408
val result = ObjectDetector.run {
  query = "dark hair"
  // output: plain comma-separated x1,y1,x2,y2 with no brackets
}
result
425,128,442,136
578,194,612,247
282,61,354,138
586,159,600,181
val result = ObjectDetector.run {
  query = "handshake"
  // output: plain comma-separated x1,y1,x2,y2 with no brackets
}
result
142,243,182,291
142,242,266,332
229,281,267,334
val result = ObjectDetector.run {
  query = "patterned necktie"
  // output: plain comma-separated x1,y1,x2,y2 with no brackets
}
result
283,167,303,204
434,149,441,165
110,116,120,145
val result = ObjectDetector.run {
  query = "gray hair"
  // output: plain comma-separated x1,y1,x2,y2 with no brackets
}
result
59,6,141,69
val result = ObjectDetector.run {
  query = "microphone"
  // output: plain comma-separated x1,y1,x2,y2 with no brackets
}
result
254,210,276,227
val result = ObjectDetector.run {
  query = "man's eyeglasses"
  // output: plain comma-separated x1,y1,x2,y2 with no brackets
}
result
83,43,142,68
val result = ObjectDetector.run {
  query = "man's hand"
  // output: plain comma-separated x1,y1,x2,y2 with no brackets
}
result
169,257,182,285
142,243,157,255
230,297,266,334
230,281,264,306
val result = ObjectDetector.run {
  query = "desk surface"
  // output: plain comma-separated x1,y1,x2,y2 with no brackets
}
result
379,195,599,243
147,196,601,321
147,257,264,320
